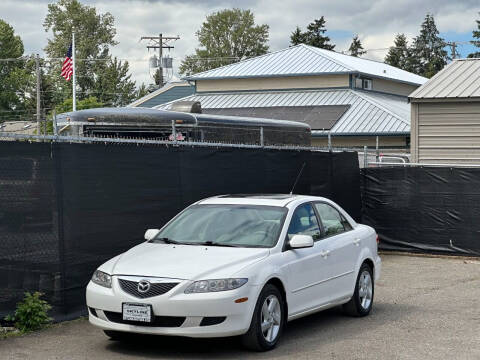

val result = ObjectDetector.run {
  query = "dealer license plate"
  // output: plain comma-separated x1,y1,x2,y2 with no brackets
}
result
122,303,152,323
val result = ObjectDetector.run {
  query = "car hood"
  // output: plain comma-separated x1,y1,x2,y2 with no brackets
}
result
108,242,270,280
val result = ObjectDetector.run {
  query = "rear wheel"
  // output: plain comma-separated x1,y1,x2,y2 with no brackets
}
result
343,262,374,317
241,284,285,351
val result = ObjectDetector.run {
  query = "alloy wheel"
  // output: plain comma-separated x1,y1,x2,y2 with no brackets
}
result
358,270,373,310
260,294,282,342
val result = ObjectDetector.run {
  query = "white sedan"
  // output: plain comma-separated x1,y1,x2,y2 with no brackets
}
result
86,194,381,351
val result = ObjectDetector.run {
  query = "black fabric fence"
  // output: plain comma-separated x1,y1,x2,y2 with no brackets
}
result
361,167,480,256
0,141,360,321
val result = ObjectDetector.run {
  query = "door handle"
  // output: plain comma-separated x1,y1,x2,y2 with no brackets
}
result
353,238,361,246
320,250,330,258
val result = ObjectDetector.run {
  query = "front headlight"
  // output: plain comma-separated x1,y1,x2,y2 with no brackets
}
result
91,270,112,288
185,278,248,293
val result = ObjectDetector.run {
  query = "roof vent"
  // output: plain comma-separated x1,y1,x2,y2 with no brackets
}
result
171,101,202,114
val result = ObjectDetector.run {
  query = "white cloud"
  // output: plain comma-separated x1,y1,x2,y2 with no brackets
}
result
1,0,479,86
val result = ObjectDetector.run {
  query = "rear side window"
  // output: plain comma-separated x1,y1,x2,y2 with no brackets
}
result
287,203,321,241
314,203,352,237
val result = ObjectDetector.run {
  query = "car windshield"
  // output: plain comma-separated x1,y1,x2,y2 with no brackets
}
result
153,204,287,248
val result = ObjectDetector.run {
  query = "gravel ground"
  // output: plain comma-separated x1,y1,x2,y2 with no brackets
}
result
1,254,479,360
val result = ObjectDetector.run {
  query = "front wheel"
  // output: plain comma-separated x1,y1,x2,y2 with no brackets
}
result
241,284,285,351
343,262,374,317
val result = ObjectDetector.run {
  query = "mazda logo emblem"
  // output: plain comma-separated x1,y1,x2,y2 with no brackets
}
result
137,280,151,293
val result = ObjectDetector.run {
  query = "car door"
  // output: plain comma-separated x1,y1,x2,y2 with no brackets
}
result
282,203,335,315
313,202,359,301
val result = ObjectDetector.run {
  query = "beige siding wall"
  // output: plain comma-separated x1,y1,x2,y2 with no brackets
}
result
413,101,480,164
311,136,408,148
196,75,349,92
372,78,418,96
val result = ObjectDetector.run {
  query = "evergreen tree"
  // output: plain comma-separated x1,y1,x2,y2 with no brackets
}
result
179,9,269,76
290,17,335,50
136,83,149,99
94,57,136,107
410,14,448,78
348,35,366,57
385,34,412,71
290,26,306,46
468,14,480,58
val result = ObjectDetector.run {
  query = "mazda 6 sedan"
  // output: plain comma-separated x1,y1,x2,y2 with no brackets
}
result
86,194,381,351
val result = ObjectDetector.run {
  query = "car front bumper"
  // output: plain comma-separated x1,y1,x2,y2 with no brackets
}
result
86,278,259,338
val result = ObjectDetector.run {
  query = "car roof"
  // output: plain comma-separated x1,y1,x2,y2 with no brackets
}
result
197,194,329,207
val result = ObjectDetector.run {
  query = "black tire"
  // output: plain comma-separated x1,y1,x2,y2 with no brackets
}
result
103,330,129,341
241,284,285,351
343,262,374,317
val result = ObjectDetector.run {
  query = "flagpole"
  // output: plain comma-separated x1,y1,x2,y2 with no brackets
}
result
72,30,76,111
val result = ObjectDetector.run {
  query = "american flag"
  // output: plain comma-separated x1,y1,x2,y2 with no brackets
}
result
61,44,73,81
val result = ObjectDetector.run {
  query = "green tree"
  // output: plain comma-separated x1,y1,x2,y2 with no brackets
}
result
290,17,335,50
136,83,149,99
385,34,412,71
410,14,448,78
0,19,34,120
93,57,136,107
290,26,306,46
53,96,103,115
348,35,366,57
468,14,480,58
179,9,269,76
43,0,136,106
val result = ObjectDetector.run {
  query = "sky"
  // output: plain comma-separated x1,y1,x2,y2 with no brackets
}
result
1,0,479,87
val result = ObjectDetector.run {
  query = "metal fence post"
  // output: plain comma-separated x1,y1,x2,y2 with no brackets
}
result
375,136,379,162
328,132,332,151
363,145,368,168
260,127,264,147
53,110,58,136
43,109,47,139
171,120,176,144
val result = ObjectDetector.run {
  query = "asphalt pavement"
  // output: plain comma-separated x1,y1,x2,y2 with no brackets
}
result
1,254,479,360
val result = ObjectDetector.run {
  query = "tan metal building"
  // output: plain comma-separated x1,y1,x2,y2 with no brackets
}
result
410,59,480,163
157,44,427,149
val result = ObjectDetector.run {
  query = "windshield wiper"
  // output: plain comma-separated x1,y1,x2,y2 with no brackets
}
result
197,241,241,248
151,237,181,244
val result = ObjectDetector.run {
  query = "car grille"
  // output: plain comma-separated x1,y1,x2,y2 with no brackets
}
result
118,279,179,299
104,311,185,327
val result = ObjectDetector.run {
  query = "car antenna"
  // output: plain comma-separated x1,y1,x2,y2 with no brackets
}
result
289,162,306,195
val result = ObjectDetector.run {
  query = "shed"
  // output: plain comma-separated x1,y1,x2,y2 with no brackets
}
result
409,59,480,163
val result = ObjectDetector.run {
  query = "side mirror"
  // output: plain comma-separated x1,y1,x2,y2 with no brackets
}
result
289,234,314,249
144,229,160,241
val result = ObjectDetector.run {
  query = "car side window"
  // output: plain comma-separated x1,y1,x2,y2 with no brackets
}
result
287,203,321,241
314,203,351,237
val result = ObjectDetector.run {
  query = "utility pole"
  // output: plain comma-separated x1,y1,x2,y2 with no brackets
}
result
140,34,179,87
447,42,459,60
446,41,470,60
35,54,41,135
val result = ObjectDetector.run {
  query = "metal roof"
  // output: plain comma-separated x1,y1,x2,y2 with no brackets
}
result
410,59,480,99
128,81,194,108
155,89,410,136
184,44,427,86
